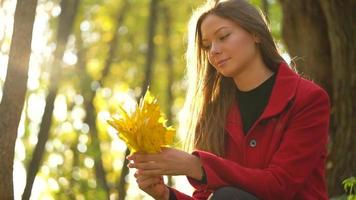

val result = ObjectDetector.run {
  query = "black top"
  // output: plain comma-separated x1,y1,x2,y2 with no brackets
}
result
236,73,276,134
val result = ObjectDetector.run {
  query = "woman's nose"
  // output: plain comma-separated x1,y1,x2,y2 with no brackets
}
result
210,43,221,55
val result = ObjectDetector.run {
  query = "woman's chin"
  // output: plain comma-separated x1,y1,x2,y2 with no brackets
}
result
218,66,245,78
218,69,236,78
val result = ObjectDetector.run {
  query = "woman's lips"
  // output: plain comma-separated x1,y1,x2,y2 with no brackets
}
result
216,58,230,68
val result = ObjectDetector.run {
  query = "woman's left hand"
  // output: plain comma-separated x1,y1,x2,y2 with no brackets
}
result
127,147,203,180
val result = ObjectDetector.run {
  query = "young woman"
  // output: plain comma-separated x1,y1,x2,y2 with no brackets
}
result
127,0,330,199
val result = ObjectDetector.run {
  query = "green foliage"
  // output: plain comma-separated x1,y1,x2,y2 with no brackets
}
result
330,195,348,200
343,177,356,200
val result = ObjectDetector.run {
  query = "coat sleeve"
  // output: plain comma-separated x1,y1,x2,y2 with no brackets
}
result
187,87,330,200
169,187,212,200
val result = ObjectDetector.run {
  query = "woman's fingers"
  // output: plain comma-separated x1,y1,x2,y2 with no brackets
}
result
128,161,161,170
140,169,163,176
134,168,163,177
132,168,170,200
127,147,191,176
135,173,163,189
137,177,161,189
135,171,163,183
127,153,161,163
136,173,161,183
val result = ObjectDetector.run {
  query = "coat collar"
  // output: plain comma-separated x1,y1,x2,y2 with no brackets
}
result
227,62,300,124
260,61,300,119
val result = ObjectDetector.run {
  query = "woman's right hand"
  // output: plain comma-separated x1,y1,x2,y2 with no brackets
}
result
134,170,170,200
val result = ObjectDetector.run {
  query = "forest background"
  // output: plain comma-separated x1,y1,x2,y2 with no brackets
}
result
0,0,355,199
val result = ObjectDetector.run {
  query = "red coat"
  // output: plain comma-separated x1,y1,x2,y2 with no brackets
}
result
171,62,330,200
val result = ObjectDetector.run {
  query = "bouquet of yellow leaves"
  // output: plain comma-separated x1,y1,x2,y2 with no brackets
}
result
107,89,175,154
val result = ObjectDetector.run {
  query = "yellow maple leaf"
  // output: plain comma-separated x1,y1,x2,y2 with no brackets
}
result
107,89,175,153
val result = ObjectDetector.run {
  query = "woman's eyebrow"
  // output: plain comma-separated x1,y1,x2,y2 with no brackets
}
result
202,26,230,41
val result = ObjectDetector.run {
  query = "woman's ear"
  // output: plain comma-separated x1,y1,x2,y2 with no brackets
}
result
253,33,261,43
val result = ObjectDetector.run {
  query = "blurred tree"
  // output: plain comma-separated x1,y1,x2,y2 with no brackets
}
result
161,1,174,187
118,0,159,199
162,2,174,141
141,0,159,95
261,0,269,22
22,0,80,199
78,41,111,199
0,0,38,199
76,1,131,199
279,0,356,196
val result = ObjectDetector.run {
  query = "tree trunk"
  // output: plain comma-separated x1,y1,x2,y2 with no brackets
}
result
68,135,79,200
99,1,130,82
118,0,159,199
279,0,356,196
83,94,110,199
74,1,131,199
162,2,174,188
76,35,111,198
0,0,38,199
141,0,159,95
279,0,333,95
22,0,80,199
261,0,269,22
117,148,130,200
75,22,112,200
318,0,356,196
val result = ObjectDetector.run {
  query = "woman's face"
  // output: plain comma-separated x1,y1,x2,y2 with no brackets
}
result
200,14,259,77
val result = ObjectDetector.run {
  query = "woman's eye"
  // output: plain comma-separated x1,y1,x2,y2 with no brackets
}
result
220,33,230,40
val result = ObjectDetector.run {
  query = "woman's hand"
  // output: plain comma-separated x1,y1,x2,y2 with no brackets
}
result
134,170,169,200
127,147,203,180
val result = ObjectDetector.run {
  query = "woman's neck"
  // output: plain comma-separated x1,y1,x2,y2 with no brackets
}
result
233,56,274,92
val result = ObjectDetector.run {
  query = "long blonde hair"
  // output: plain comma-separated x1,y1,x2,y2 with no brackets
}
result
180,0,284,156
